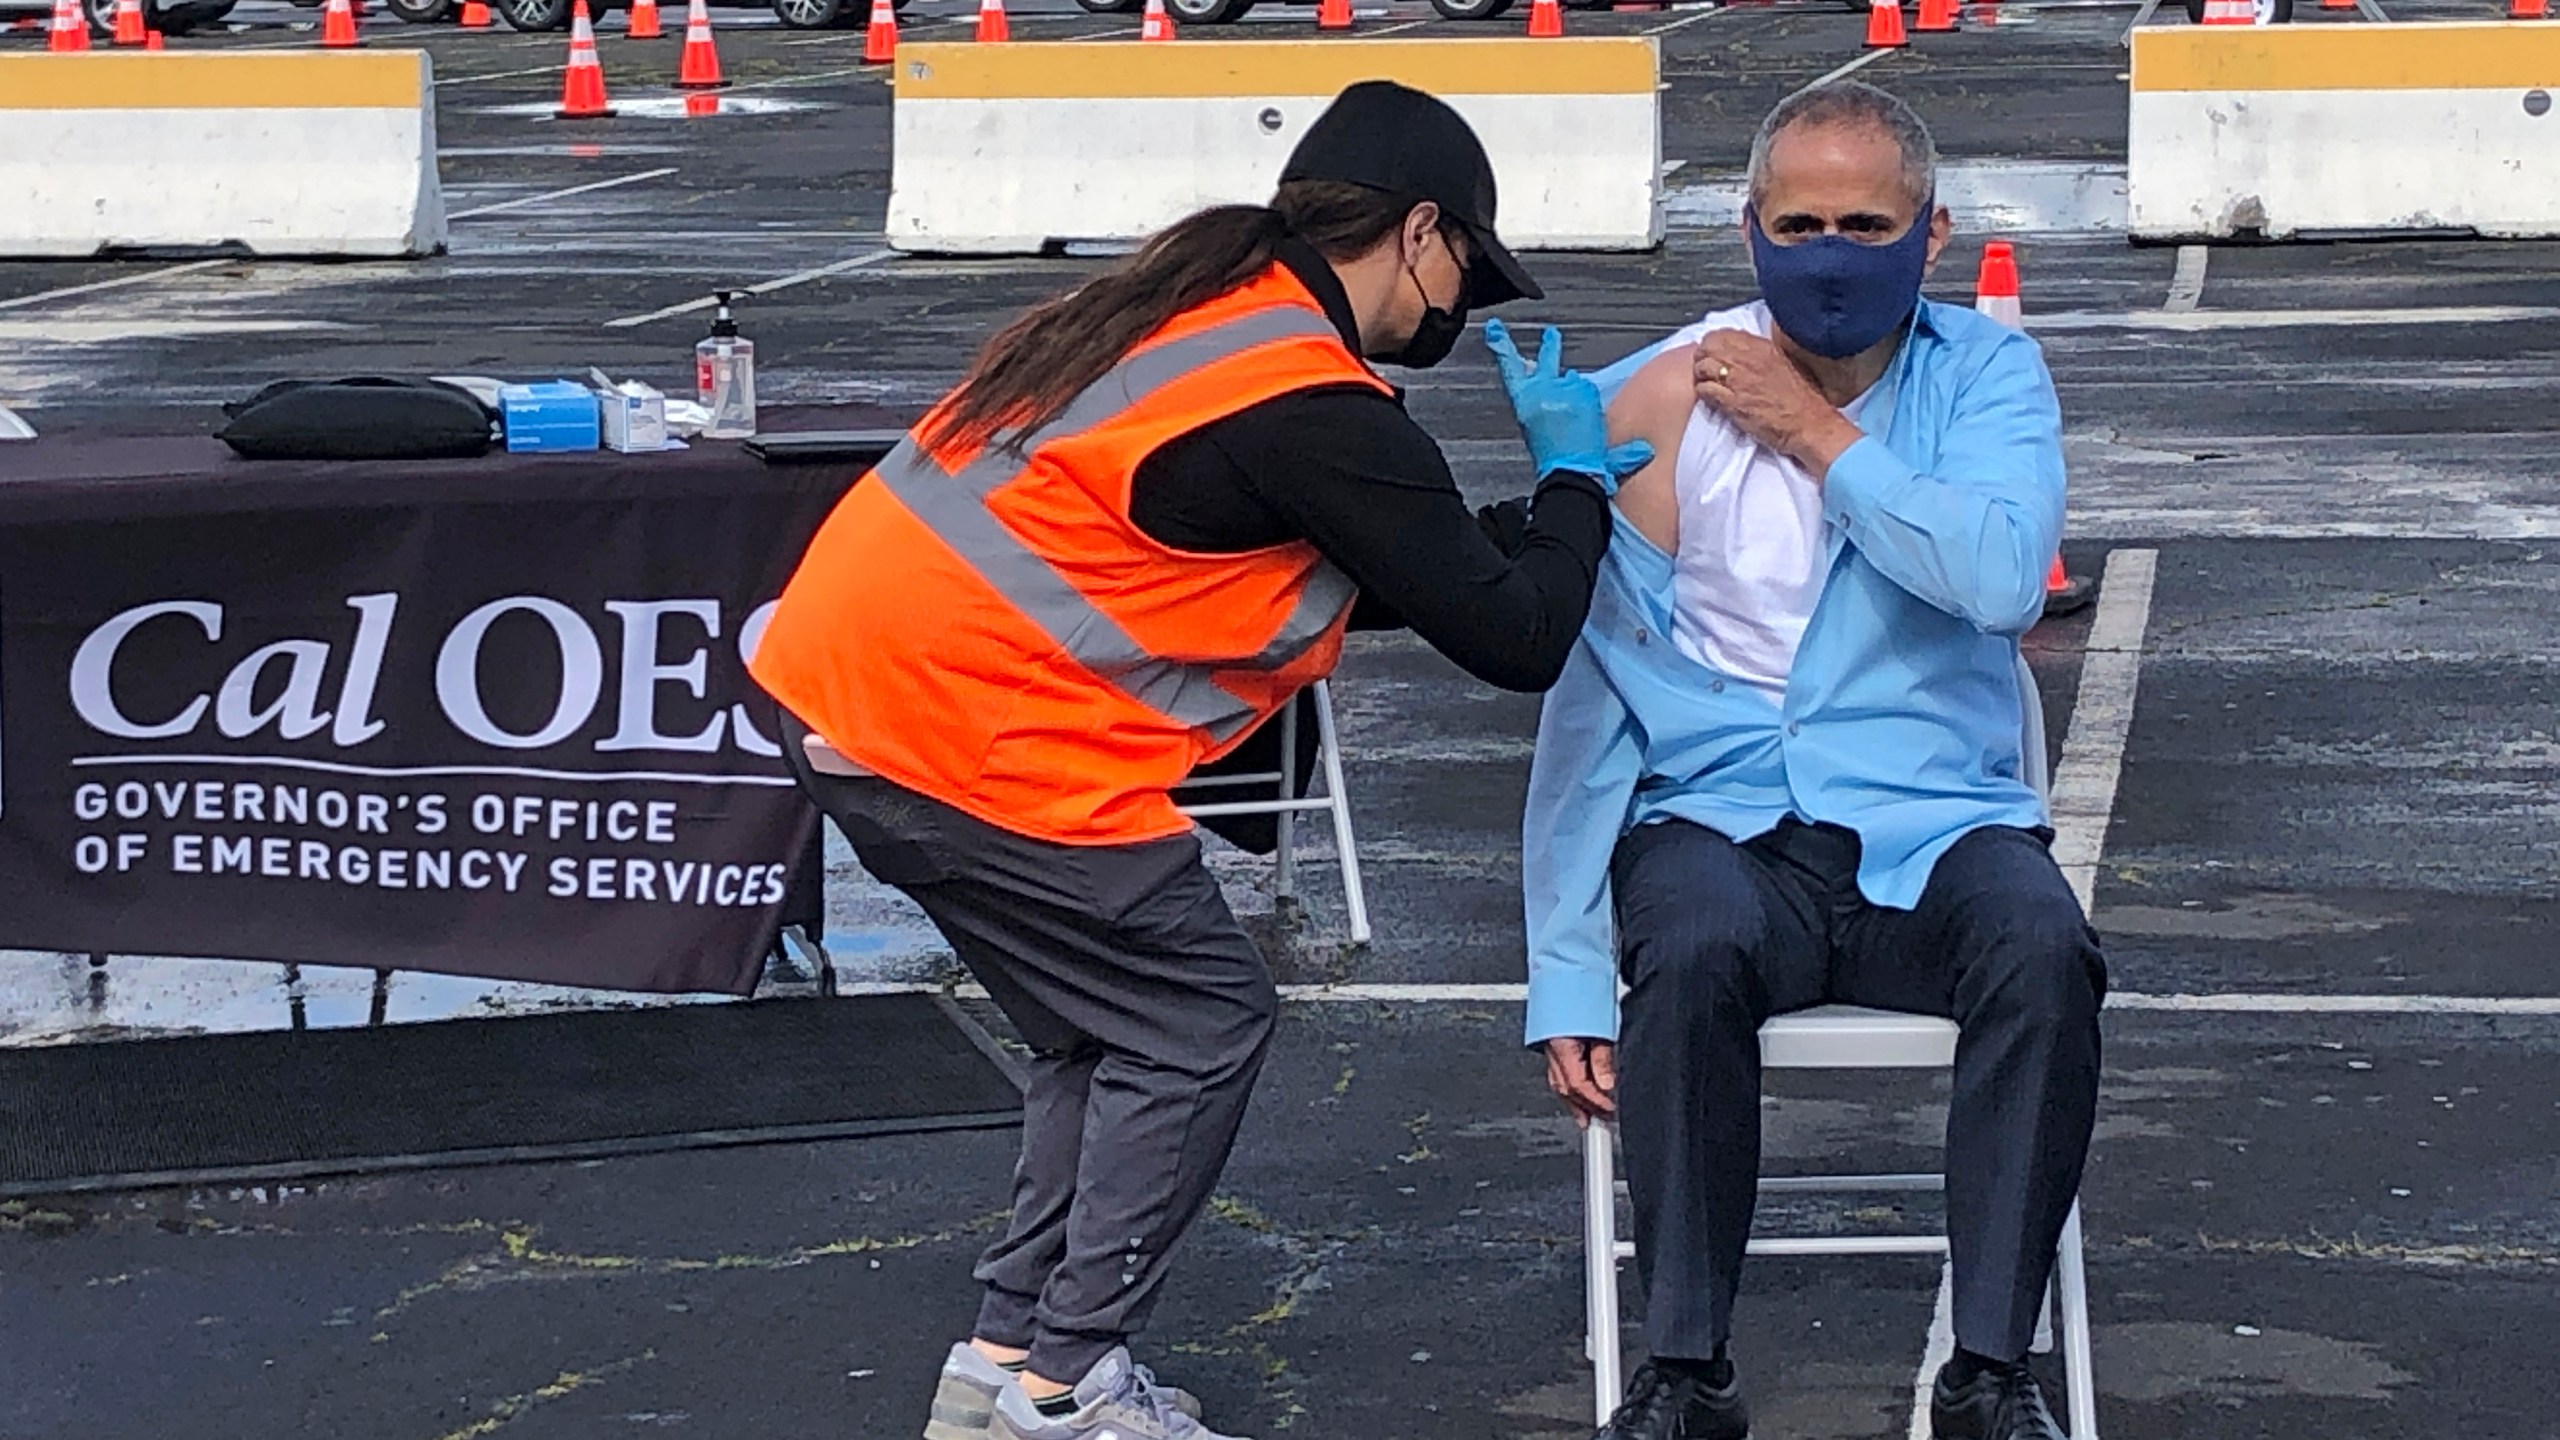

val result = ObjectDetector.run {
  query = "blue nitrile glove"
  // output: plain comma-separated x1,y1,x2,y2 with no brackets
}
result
1484,317,1655,495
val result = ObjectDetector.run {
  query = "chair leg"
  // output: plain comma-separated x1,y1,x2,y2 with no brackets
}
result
2055,1200,2098,1437
1312,681,1372,946
1274,695,1298,909
1584,1120,1623,1428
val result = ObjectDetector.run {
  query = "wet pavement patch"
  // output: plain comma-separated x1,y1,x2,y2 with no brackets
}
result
472,95,832,119
0,996,1016,1196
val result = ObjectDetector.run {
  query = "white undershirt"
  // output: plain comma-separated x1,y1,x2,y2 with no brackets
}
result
1668,302,1871,698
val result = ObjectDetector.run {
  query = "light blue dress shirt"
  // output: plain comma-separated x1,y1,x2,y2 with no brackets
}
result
1522,299,2066,1047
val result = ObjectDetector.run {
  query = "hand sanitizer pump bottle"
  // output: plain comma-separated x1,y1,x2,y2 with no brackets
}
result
696,290,758,439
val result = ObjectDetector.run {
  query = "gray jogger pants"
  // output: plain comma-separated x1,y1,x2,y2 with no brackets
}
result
781,720,1278,1386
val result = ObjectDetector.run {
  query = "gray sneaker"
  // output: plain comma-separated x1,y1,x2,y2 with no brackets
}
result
993,1348,1244,1440
929,1343,1201,1440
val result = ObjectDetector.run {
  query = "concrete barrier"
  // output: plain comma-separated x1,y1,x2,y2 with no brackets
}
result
886,39,1661,255
2129,23,2560,241
0,52,445,259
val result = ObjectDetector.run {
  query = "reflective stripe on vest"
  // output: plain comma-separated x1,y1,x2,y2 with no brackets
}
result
871,305,1360,743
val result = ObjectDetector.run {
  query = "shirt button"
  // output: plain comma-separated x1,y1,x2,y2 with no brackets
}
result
1634,627,1649,645
1711,681,1725,694
1787,722,1801,736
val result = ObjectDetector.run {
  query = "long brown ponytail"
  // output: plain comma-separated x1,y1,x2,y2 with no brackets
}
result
923,180,1422,455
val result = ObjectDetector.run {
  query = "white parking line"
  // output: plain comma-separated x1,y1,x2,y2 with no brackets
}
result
720,62,875,88
0,260,229,315
842,980,2560,1015
2108,993,2560,1016
1644,3,1733,34
437,63,566,85
782,12,973,40
2164,244,2207,312
603,246,897,327
0,168,679,314
1804,44,1895,90
449,166,680,220
1905,1263,1958,1440
2049,547,2157,914
2033,304,2560,332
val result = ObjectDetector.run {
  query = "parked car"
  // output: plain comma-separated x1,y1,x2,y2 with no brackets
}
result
279,0,900,27
1074,0,1566,21
0,0,237,34
442,0,908,29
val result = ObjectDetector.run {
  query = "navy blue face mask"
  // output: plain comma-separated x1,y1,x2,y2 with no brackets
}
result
1745,199,1934,360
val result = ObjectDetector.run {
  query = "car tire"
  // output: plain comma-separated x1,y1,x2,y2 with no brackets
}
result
497,0,572,29
1430,0,1513,16
154,0,237,26
773,0,838,25
385,0,451,18
1077,0,1142,9
2181,0,2291,19
1166,0,1251,20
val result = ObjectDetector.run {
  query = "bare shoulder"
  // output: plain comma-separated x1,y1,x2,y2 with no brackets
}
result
1606,346,1695,555
1605,344,1699,448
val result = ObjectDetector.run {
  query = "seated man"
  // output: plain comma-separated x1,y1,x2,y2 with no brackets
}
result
1522,82,2104,1440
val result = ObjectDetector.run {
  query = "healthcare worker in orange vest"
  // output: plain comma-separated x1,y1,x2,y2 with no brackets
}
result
752,81,1650,1440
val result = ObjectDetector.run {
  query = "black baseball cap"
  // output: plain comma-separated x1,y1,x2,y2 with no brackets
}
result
1278,80,1543,305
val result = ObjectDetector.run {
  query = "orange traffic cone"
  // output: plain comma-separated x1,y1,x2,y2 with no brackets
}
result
1526,0,1561,34
46,0,87,49
1975,244,2090,618
555,0,614,118
1864,0,1906,46
1915,0,1955,31
143,26,161,43
2320,0,2351,10
2041,555,2093,616
1974,240,2023,328
676,0,726,87
111,0,144,45
972,0,1006,39
860,0,895,61
627,0,661,37
46,0,88,48
2509,0,2543,17
458,0,491,24
2201,0,2252,22
1141,0,1174,38
1316,0,1350,28
320,0,359,46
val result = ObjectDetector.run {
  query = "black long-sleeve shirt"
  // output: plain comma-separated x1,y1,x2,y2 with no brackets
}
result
1124,239,1610,693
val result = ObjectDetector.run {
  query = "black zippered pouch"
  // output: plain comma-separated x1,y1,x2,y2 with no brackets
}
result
218,377,499,460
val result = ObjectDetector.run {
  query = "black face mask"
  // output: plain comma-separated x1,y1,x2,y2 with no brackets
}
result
1380,232,1470,370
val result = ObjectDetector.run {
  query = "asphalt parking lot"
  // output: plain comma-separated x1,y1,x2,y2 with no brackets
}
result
6,2,2560,1437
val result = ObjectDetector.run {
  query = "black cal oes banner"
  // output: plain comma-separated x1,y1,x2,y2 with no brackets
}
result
0,443,862,995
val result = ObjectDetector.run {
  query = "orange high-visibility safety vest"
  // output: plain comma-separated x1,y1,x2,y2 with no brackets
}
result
751,264,1394,846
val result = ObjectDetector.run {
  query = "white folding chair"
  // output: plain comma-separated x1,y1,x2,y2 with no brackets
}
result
1177,679,1372,946
1580,655,2097,1436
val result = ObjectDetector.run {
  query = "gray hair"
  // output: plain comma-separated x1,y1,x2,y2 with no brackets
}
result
1744,80,1937,214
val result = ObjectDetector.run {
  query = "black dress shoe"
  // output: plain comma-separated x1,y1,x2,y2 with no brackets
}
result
1594,1359,1750,1440
1930,1358,2065,1440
